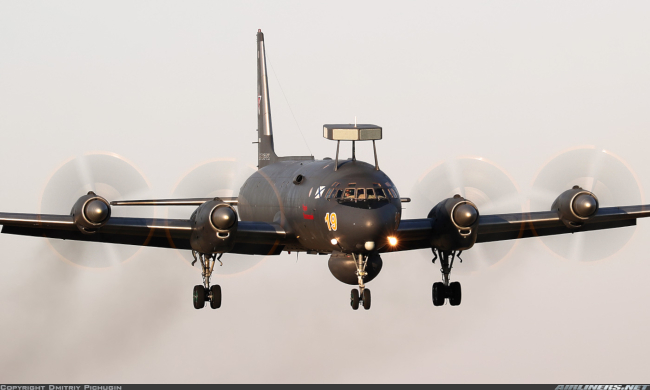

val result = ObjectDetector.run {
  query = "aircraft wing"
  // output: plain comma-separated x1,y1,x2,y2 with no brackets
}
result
391,205,650,252
0,212,286,255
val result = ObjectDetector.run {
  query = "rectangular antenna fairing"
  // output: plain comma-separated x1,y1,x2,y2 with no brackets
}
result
323,124,382,141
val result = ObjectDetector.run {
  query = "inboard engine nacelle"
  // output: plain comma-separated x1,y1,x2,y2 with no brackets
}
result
552,186,599,228
190,199,238,254
71,191,111,234
428,195,479,251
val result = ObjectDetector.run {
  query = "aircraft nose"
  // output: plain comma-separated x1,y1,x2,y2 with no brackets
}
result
334,204,399,252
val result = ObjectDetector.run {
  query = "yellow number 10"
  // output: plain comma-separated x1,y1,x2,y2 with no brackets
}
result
325,213,338,231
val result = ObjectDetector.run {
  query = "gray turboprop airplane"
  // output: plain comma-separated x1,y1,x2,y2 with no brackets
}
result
2,30,649,310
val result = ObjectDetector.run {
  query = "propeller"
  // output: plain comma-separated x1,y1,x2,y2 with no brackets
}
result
168,158,260,276
411,156,522,274
530,146,643,261
39,152,151,268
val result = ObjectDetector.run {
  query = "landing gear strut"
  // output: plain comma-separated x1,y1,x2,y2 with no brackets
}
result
431,249,462,307
350,253,371,310
192,251,222,310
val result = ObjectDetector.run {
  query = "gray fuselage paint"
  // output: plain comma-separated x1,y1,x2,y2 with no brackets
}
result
238,158,401,253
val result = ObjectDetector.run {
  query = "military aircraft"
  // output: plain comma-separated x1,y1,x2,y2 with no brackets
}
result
1,30,649,311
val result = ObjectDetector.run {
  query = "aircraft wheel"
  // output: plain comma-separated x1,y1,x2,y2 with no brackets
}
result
449,282,462,306
210,285,222,309
432,282,445,306
350,289,360,310
193,285,205,309
362,289,371,310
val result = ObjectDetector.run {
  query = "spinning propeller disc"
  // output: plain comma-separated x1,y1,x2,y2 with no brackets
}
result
39,152,151,268
530,146,643,262
412,156,522,274
169,158,263,276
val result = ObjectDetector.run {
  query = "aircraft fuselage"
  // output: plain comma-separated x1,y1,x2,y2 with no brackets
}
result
238,158,402,254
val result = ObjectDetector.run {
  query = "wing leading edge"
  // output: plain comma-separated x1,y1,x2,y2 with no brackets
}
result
0,213,286,255
391,205,650,252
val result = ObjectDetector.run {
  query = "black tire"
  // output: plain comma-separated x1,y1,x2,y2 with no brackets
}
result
362,289,371,310
210,285,222,309
449,282,462,306
432,282,445,306
193,285,205,309
350,289,360,310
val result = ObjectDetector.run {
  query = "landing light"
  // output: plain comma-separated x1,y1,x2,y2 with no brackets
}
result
331,238,338,245
388,236,398,246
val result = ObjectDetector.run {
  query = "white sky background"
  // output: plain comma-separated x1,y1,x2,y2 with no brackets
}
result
1,0,650,383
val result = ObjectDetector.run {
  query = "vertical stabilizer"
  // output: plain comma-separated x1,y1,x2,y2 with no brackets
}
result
257,30,278,168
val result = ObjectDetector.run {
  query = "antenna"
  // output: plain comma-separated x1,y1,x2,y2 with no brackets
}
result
323,124,382,170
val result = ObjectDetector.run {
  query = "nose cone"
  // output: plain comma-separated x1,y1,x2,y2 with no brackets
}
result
335,204,399,252
212,206,236,230
453,203,478,227
84,199,109,223
573,194,598,218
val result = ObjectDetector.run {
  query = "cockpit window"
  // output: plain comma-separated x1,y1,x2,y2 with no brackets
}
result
326,188,334,199
334,185,396,209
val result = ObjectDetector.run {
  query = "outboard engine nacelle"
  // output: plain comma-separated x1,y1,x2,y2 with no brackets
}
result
328,252,383,285
190,199,238,254
552,186,599,228
71,191,111,234
428,195,479,251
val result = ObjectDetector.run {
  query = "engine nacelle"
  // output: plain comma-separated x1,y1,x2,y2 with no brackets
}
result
428,195,479,251
328,252,383,285
552,186,599,228
190,199,238,254
70,191,112,234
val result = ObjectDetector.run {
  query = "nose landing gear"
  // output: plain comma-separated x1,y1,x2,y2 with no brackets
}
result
192,251,222,310
349,253,371,310
431,249,462,307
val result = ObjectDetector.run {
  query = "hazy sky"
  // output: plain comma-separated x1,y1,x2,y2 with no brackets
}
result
1,1,650,384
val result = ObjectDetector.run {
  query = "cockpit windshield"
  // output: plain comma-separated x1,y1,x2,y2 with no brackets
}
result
327,183,397,209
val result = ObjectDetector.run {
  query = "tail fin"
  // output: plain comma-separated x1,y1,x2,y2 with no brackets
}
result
257,29,278,168
256,30,314,168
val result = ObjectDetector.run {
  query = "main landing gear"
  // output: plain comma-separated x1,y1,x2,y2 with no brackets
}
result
192,251,222,310
431,249,462,307
350,253,371,310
